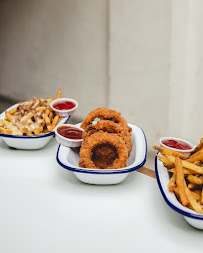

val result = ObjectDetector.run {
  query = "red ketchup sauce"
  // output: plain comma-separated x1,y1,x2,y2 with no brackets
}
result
162,139,192,150
53,101,75,110
57,126,83,140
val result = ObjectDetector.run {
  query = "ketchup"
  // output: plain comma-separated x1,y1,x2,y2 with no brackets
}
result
57,126,83,140
162,139,192,150
53,101,75,110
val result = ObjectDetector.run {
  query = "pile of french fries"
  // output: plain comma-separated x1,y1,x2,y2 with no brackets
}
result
0,89,62,136
154,139,203,214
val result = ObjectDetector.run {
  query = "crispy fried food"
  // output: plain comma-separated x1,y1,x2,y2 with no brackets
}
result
168,173,176,192
191,138,203,155
156,138,203,214
185,186,203,213
165,155,203,174
175,157,189,206
153,146,187,160
80,107,131,132
79,132,128,169
83,120,132,156
187,149,203,163
157,154,174,169
0,89,62,136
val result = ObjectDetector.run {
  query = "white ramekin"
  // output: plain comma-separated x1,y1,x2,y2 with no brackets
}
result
51,98,78,117
55,124,84,148
159,137,195,158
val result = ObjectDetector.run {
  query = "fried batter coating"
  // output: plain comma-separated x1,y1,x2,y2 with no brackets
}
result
79,132,128,169
80,107,131,132
83,120,131,156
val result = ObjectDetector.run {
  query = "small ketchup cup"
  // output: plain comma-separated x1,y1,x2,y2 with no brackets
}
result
159,137,195,158
55,124,84,148
51,98,78,117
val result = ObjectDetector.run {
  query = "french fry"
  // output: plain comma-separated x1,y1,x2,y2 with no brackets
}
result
9,107,17,114
25,132,33,136
187,149,203,163
188,183,195,189
46,124,53,132
191,139,203,155
32,101,40,109
192,190,202,202
0,119,10,126
187,175,203,185
56,88,61,99
36,106,47,112
47,97,54,102
173,188,201,202
157,154,174,169
33,125,43,135
201,188,203,205
43,114,51,125
194,161,202,166
45,109,50,116
51,115,59,129
168,173,176,192
153,146,187,160
0,127,13,135
168,168,194,175
20,112,34,124
185,186,203,213
5,111,12,122
165,155,203,174
175,157,188,206
49,111,53,119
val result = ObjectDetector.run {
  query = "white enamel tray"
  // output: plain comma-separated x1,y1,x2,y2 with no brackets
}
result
57,123,147,185
155,155,203,229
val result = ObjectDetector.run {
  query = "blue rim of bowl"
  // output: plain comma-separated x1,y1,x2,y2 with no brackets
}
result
0,116,70,139
155,155,203,220
56,124,147,174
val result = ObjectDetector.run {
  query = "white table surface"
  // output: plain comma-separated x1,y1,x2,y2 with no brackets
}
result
0,137,203,253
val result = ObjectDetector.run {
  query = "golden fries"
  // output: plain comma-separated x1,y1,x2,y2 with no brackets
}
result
153,146,187,160
56,88,61,99
168,173,176,192
0,89,63,136
165,155,203,174
175,158,189,206
187,149,203,163
154,139,203,214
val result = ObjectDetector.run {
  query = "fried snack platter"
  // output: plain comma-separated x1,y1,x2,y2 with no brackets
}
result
56,108,147,185
79,108,132,170
155,140,203,229
0,89,70,149
0,89,63,136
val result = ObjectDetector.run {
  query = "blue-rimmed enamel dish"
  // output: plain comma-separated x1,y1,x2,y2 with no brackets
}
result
155,155,203,229
57,123,147,185
0,103,70,150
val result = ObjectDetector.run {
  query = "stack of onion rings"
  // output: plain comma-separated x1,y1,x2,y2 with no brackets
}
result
79,108,132,169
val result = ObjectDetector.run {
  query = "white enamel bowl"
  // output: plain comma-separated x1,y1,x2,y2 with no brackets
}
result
155,155,203,230
57,123,147,185
0,103,70,150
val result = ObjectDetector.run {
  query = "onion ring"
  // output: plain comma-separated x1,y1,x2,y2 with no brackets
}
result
79,132,128,169
83,120,132,156
80,108,131,132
